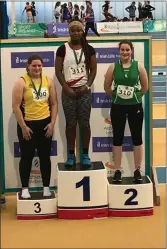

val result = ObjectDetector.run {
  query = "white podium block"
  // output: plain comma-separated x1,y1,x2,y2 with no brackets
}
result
57,161,109,219
108,176,153,217
17,191,57,220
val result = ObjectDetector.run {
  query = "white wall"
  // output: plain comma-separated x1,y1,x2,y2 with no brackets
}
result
7,1,166,24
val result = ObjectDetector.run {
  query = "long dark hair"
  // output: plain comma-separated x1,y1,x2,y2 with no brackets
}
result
69,19,91,72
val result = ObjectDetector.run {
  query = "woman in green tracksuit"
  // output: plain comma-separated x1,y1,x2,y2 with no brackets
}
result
104,40,148,183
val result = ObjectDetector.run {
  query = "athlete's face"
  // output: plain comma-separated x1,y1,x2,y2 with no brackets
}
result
119,43,132,61
70,25,83,41
28,60,43,78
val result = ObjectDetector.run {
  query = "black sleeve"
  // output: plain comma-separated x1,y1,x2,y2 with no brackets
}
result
88,45,96,57
56,45,65,57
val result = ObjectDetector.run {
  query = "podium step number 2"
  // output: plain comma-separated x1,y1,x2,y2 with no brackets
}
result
57,162,109,219
108,176,154,217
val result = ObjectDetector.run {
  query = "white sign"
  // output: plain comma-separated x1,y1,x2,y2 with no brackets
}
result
118,21,143,33
96,22,118,34
96,22,143,34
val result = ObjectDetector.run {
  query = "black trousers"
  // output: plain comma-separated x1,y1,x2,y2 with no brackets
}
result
110,103,144,146
17,117,52,188
85,22,100,37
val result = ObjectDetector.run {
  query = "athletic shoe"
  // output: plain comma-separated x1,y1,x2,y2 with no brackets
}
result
65,154,76,167
82,154,91,167
134,167,142,182
112,170,122,182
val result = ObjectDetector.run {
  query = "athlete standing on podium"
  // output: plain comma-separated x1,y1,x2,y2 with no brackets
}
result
12,55,58,199
104,40,148,183
55,20,97,167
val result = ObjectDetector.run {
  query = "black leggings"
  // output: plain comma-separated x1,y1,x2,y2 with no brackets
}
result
17,117,52,188
85,22,100,37
110,103,143,146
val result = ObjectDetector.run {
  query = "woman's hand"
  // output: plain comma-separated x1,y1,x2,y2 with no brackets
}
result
63,84,76,97
44,123,54,138
22,126,33,140
75,85,89,96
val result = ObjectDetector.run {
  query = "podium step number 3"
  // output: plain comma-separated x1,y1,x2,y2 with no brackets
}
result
57,162,109,219
17,191,57,220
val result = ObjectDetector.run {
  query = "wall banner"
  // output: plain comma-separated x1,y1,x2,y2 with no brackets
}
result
0,38,152,191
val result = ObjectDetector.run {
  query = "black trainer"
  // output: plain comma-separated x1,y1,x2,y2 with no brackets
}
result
134,167,142,182
112,170,122,182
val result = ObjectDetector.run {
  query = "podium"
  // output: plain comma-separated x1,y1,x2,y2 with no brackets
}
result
57,161,109,219
108,176,154,217
17,191,57,220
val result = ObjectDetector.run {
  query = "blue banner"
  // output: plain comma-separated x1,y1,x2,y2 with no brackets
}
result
11,51,54,68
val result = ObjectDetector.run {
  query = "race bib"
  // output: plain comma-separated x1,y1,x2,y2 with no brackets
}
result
117,85,134,99
69,63,86,80
32,87,49,102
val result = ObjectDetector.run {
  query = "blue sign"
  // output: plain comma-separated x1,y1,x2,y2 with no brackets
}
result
92,136,133,152
92,92,112,108
47,23,95,36
11,51,54,68
95,48,134,63
14,140,57,158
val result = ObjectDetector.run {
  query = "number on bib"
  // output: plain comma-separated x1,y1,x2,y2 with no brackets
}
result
76,176,90,201
124,188,138,206
69,64,86,80
34,202,42,213
117,85,134,100
32,87,48,102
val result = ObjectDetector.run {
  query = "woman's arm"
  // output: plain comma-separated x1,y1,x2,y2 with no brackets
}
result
48,77,58,126
12,78,26,129
104,63,114,97
138,62,149,96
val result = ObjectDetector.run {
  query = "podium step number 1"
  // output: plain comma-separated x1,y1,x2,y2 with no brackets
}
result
57,162,109,219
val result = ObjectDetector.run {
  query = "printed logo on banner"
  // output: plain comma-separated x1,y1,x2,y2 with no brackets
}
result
92,92,112,108
92,136,133,152
95,48,134,63
11,51,54,68
14,140,57,158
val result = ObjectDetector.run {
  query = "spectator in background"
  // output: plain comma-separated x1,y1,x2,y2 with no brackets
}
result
54,2,61,23
73,4,80,21
31,1,38,23
22,2,32,23
62,3,71,23
80,5,86,22
102,1,113,21
125,1,136,21
143,1,155,20
85,1,100,37
68,2,73,18
138,2,143,20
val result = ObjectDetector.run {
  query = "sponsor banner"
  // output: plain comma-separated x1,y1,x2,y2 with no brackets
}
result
92,136,133,153
14,141,57,158
47,22,95,36
11,51,54,68
118,21,143,33
143,20,166,33
96,21,143,34
96,22,118,34
1,41,148,190
92,93,112,108
95,47,134,64
8,23,47,37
